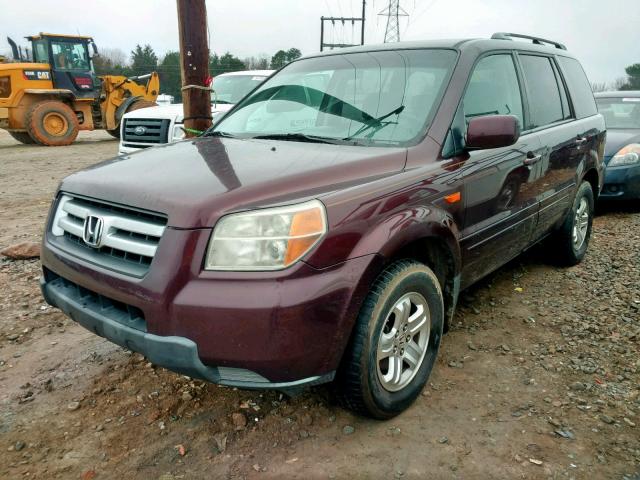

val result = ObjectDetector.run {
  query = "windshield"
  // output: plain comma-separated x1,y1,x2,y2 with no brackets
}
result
212,49,457,146
596,97,640,129
51,40,90,71
212,74,269,105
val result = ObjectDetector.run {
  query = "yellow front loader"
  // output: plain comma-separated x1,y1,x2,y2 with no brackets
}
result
0,33,159,146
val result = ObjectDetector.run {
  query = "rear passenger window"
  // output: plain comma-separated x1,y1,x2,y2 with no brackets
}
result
557,56,598,119
519,55,564,129
463,54,523,128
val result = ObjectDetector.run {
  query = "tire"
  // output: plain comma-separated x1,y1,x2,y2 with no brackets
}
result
25,100,79,146
334,260,444,419
109,100,157,139
554,181,594,266
8,131,37,145
126,100,157,113
106,129,120,139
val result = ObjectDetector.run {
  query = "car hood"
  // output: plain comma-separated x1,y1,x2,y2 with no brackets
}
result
60,137,407,228
604,129,640,160
124,103,234,123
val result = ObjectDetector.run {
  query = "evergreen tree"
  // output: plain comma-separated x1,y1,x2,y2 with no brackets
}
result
130,44,158,77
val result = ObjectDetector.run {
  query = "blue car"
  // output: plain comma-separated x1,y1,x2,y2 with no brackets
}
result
595,91,640,200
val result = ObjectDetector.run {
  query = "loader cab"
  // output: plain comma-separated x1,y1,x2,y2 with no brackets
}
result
28,33,98,99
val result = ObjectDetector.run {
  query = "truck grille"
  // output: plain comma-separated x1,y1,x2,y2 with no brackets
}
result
122,118,170,147
48,194,167,277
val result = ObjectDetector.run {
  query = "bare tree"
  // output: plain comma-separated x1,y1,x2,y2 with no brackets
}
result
243,54,270,70
99,47,128,67
591,82,607,93
610,77,628,91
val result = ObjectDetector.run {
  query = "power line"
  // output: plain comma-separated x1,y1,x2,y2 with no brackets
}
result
320,0,366,51
404,0,438,33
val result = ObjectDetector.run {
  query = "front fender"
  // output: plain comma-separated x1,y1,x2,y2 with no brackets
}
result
352,205,460,268
306,194,462,275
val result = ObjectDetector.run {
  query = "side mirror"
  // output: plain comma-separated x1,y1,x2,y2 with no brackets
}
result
466,115,520,150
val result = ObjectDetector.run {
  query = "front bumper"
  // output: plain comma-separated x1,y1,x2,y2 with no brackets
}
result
40,274,334,391
600,162,640,199
40,226,382,388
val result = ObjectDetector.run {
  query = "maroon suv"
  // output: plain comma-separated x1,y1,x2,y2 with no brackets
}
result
41,33,605,418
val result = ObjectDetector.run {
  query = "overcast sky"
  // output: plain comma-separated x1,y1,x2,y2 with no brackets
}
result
2,0,638,83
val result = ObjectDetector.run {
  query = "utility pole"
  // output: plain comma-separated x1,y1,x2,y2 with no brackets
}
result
176,0,211,136
361,0,366,45
378,0,409,43
320,0,366,52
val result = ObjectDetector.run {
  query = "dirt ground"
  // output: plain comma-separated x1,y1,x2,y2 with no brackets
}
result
0,129,639,480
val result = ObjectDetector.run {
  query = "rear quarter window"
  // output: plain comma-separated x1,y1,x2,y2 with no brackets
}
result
557,56,598,119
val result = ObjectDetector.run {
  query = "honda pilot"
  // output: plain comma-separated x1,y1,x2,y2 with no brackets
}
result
40,33,605,418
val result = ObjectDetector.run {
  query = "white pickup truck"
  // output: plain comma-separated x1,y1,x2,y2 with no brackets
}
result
118,70,273,154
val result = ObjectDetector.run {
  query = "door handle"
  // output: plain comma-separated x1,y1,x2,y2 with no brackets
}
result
523,153,541,166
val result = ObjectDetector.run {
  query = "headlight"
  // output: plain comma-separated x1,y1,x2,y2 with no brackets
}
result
205,200,327,271
172,124,186,141
609,144,640,167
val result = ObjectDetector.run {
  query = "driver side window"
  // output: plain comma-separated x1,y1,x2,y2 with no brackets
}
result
442,53,524,158
463,54,523,127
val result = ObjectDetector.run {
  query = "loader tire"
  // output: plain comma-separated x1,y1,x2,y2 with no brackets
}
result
109,100,157,139
25,101,79,146
8,131,37,145
127,100,157,113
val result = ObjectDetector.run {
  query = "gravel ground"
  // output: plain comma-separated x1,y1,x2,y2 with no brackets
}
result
0,129,638,479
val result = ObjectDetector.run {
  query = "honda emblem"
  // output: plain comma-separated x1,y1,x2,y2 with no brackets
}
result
83,216,104,248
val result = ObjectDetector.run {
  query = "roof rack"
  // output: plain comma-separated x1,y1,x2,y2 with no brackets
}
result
491,32,567,50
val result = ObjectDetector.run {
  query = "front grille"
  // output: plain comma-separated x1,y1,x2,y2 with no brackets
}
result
122,118,170,145
44,269,146,332
49,194,167,277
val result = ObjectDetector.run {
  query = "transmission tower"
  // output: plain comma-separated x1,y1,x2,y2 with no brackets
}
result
378,0,409,43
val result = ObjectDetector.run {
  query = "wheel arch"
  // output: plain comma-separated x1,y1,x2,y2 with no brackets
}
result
381,232,461,331
582,167,600,201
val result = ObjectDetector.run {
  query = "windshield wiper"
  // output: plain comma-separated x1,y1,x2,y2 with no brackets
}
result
343,105,405,141
205,130,238,138
249,133,343,144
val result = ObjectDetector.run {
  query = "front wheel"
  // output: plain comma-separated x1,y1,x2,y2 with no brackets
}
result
554,181,594,266
106,128,120,139
334,260,444,419
8,131,37,145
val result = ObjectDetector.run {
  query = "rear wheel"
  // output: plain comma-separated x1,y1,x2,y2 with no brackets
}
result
334,260,444,419
25,100,79,146
554,181,594,266
8,131,37,145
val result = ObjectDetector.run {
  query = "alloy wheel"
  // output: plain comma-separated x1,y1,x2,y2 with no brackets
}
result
376,292,431,392
572,197,589,250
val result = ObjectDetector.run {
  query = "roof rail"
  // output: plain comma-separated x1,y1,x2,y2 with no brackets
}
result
491,32,567,50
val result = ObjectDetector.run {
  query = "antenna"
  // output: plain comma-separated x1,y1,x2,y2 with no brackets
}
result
378,0,409,43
